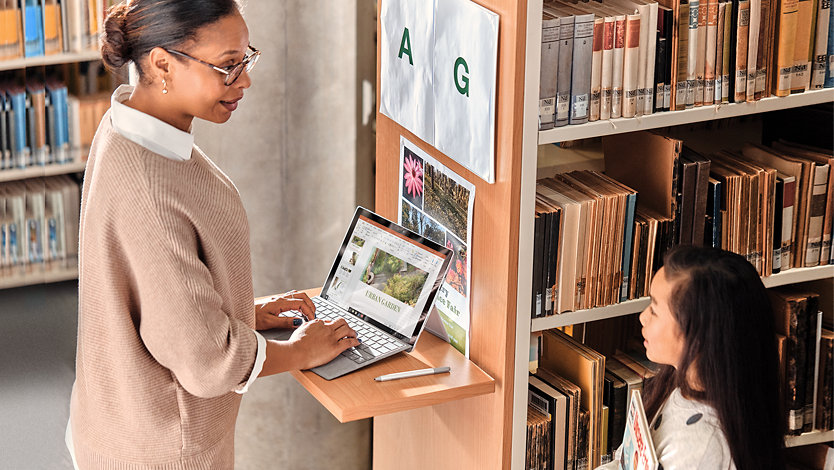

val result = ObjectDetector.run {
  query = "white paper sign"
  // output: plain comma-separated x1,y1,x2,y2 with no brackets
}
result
380,0,499,184
379,0,435,143
432,0,498,184
399,136,475,357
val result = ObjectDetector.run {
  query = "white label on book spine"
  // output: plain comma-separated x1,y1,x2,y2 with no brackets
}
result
557,93,570,121
664,84,671,109
756,69,767,93
789,410,803,431
539,98,555,127
735,70,747,95
573,95,589,119
778,66,793,93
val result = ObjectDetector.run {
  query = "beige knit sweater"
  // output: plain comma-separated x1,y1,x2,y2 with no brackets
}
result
70,112,258,469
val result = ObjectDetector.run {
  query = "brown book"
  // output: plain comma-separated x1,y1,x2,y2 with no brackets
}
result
816,329,833,430
541,329,606,469
772,141,834,266
536,367,581,470
604,131,682,220
790,0,815,92
741,144,812,268
754,0,774,99
690,149,712,246
675,0,691,110
734,0,751,102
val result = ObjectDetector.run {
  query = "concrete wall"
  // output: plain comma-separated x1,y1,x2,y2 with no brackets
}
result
192,2,376,468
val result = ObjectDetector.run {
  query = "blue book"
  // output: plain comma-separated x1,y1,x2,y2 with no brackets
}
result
8,87,29,169
23,0,44,58
45,81,69,163
621,191,637,302
0,92,8,170
826,2,834,87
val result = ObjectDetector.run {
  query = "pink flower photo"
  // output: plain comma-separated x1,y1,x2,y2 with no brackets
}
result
402,149,424,208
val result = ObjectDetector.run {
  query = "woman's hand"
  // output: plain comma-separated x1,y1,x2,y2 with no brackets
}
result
254,291,316,330
286,318,361,370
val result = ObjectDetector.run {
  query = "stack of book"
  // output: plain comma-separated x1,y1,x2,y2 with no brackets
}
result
537,0,834,129
0,175,79,279
532,129,833,318
0,0,114,60
1,78,110,171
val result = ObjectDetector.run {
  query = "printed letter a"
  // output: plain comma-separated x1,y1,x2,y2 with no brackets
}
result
398,27,413,65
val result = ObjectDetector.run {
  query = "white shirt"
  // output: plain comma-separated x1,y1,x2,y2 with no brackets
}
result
597,388,736,470
67,85,266,468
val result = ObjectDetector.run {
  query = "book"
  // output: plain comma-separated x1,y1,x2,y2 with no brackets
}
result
791,0,816,92
537,367,582,470
810,0,831,88
734,0,751,102
696,0,709,105
747,0,762,101
676,0,691,109
722,0,734,101
591,16,604,122
613,14,628,118
529,376,568,470
687,0,700,107
705,176,724,247
621,390,659,470
705,0,719,103
557,15,575,128
826,0,834,87
603,370,629,456
527,404,551,470
601,16,616,120
624,13,643,117
774,0,801,95
539,12,561,130
755,0,774,99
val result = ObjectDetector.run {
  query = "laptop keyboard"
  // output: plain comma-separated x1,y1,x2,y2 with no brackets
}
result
279,297,405,364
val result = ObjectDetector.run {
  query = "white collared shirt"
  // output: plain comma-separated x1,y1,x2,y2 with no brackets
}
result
67,86,266,469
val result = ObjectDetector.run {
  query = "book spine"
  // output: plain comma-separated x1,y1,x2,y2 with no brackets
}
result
805,165,828,266
804,303,821,433
637,5,651,116
621,193,637,302
643,4,659,115
591,18,604,122
613,15,627,118
696,0,709,105
706,0,719,103
556,17,575,128
664,8,674,110
539,17,560,130
601,17,615,120
775,0,801,95
722,0,734,101
756,0,773,98
811,0,831,87
791,0,815,92
676,1,691,110
735,0,751,102
747,0,762,101
716,2,728,101
826,0,834,87
655,36,668,113
570,15,594,125
624,14,642,117
688,0,700,107
774,178,784,273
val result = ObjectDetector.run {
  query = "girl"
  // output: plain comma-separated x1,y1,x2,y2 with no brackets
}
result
600,246,785,469
67,1,360,468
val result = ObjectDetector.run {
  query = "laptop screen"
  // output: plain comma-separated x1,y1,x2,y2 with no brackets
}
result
320,207,453,347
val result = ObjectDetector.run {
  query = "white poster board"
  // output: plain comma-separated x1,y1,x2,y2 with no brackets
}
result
399,136,475,357
380,0,498,184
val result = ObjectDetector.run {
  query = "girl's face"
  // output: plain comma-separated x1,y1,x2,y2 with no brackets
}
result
164,10,252,124
639,267,686,368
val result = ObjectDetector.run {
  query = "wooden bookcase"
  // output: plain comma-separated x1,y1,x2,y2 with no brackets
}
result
0,50,104,291
372,0,834,468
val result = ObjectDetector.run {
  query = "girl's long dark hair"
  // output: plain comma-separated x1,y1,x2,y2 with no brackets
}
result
642,246,786,469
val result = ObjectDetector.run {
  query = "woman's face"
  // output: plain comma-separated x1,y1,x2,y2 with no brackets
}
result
639,267,686,368
165,10,252,124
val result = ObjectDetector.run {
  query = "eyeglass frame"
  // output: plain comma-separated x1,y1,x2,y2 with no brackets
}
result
163,45,260,86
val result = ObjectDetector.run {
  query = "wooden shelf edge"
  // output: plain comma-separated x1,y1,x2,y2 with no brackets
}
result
0,158,87,183
0,49,101,71
0,266,78,290
785,430,834,447
531,265,834,331
538,89,834,144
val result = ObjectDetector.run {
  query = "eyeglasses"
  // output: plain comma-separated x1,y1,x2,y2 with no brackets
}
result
164,45,260,86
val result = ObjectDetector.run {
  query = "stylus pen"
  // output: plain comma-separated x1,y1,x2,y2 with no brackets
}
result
374,366,451,382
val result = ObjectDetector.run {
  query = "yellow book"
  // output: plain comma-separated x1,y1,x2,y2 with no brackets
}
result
773,0,800,96
791,0,816,92
43,1,63,55
1,2,23,60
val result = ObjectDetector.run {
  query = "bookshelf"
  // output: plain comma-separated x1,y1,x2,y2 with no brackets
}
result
0,266,78,290
786,430,834,448
369,0,833,468
0,49,102,72
1,48,104,292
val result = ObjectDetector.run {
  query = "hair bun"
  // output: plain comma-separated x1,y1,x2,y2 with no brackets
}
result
101,3,131,69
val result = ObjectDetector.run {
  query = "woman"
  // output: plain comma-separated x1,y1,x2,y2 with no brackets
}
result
599,246,785,469
67,1,360,468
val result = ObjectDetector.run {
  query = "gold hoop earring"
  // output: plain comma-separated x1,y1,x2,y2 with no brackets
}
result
162,78,168,94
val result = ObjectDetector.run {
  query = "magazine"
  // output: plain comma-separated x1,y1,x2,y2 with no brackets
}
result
620,390,658,470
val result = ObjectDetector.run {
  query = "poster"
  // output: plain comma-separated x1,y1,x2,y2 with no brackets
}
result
380,0,498,184
399,136,475,357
